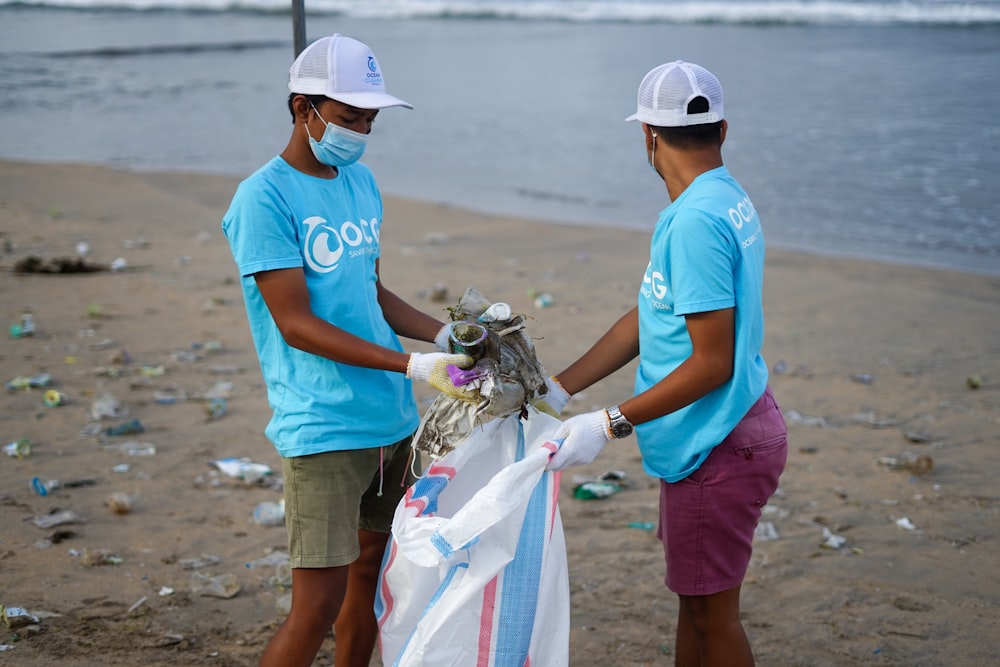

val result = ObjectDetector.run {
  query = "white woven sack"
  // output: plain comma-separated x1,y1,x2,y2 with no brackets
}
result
376,411,569,667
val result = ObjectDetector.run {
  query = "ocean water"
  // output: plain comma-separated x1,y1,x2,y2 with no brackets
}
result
1,0,999,276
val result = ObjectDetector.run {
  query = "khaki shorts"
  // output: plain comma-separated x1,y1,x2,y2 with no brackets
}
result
282,436,418,569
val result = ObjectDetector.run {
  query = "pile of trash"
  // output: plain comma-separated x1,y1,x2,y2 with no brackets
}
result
412,287,549,459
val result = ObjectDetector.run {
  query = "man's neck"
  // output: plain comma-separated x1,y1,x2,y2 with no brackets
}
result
662,150,723,201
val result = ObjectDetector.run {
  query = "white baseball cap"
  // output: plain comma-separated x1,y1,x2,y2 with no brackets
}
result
625,60,723,127
288,34,413,110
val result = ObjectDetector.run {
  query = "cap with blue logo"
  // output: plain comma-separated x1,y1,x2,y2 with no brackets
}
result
289,33,413,111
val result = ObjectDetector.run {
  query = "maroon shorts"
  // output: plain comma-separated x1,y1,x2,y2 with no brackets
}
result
658,386,787,596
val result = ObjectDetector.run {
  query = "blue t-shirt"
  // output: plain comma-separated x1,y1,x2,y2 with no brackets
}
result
635,166,769,482
221,156,418,458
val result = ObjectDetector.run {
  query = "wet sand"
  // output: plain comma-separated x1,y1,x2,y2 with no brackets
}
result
1,159,999,666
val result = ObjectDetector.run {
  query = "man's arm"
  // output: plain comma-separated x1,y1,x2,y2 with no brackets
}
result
375,260,446,344
621,307,734,425
254,266,409,373
556,307,641,395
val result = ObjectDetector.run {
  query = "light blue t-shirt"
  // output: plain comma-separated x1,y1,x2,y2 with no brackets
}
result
635,166,769,482
221,156,418,458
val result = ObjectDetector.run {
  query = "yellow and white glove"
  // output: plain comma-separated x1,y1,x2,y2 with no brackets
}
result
407,352,477,402
532,375,571,417
544,410,611,471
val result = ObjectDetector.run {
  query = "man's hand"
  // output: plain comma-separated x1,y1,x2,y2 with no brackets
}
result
544,410,611,471
407,352,477,402
532,375,571,417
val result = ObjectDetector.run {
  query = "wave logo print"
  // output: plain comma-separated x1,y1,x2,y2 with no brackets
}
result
302,216,379,273
304,216,344,273
366,56,382,86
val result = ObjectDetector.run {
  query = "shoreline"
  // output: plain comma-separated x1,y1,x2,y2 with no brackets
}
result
2,159,999,666
6,157,1000,281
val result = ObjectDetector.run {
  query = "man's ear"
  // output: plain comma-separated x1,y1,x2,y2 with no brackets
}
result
719,119,728,145
291,94,312,122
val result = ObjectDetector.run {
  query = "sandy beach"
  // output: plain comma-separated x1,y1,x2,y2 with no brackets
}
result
2,159,998,666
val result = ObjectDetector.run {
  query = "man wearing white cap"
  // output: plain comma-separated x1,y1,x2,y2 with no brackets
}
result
539,61,787,665
222,34,472,667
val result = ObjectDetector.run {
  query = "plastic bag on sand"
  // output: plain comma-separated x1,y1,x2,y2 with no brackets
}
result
377,411,568,667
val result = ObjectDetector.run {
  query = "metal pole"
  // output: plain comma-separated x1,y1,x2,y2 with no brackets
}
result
291,0,306,57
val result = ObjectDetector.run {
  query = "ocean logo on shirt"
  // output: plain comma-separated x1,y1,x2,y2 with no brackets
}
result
641,262,673,311
302,215,380,273
728,195,762,252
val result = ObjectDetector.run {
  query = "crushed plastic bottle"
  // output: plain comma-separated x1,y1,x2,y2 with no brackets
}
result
212,457,273,484
274,560,292,587
190,572,240,599
4,373,51,391
876,452,934,476
3,439,32,459
0,605,39,629
245,550,289,570
105,418,144,437
252,499,285,526
573,481,621,500
30,477,60,496
114,441,156,456
89,392,127,420
9,314,35,339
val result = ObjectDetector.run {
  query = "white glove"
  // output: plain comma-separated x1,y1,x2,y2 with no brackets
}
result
407,352,477,402
545,410,611,471
532,375,571,417
433,323,453,351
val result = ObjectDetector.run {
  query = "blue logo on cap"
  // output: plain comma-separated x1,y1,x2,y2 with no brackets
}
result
367,56,377,73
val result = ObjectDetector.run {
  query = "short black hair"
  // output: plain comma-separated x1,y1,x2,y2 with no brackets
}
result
653,96,723,150
287,93,329,123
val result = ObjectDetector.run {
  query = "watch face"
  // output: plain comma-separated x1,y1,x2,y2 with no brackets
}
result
611,422,633,438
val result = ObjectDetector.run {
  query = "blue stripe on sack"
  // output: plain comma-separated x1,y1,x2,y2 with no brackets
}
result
492,422,547,665
430,530,464,559
393,561,471,667
410,474,450,515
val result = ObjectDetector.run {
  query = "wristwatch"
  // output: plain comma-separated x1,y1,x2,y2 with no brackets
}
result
606,405,634,439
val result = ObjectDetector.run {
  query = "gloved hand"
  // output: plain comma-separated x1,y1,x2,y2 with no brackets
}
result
433,322,454,351
407,352,477,402
544,410,611,471
532,375,571,417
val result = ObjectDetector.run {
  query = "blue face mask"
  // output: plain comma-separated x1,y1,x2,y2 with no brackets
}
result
307,103,368,167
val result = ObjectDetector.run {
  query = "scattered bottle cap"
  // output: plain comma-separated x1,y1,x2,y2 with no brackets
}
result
43,390,66,407
533,293,554,309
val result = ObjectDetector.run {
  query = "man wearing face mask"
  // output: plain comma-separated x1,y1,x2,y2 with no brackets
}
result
222,34,472,667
